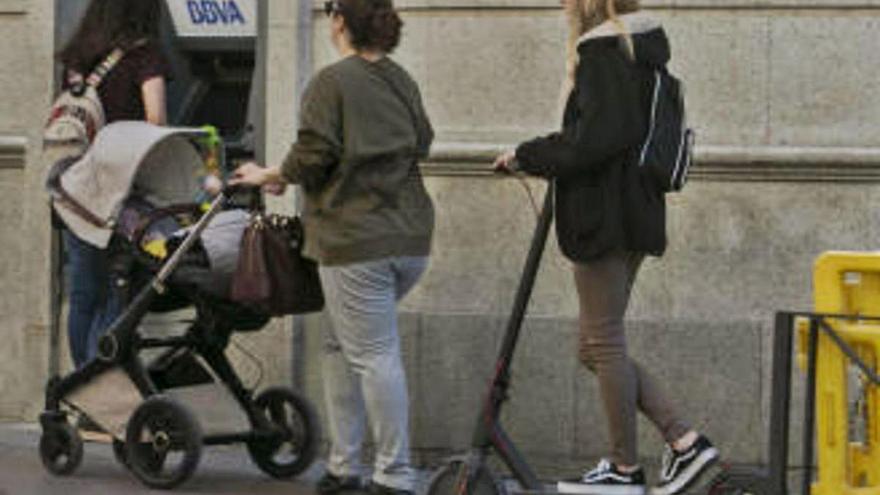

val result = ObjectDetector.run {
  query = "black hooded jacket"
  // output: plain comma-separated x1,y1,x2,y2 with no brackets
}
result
515,13,671,262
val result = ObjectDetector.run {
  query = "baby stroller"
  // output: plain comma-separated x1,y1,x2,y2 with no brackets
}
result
39,122,321,489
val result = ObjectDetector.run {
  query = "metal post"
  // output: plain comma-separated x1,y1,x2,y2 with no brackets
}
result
254,0,269,166
802,318,820,495
296,0,314,114
48,225,62,379
768,312,794,495
256,0,313,390
290,0,314,393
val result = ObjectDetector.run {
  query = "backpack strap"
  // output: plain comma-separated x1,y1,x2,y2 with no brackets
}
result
55,186,110,229
84,38,149,88
638,69,663,167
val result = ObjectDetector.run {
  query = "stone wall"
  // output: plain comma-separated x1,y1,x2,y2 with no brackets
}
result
0,0,55,421
292,0,880,471
0,0,878,479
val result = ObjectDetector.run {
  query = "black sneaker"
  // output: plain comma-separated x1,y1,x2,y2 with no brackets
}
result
317,472,364,495
367,481,414,495
557,459,647,495
651,435,719,495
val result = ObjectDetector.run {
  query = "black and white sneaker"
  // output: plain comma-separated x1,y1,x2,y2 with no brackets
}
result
316,472,364,494
651,435,719,495
557,459,647,495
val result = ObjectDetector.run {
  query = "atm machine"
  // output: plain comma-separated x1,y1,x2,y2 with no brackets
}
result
54,0,261,158
161,0,259,158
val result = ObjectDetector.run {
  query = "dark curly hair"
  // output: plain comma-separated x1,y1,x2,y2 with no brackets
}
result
337,0,403,53
59,0,162,73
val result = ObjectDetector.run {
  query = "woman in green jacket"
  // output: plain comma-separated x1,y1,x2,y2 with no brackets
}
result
232,1,433,494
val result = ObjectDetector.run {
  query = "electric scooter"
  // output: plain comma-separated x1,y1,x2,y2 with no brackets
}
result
424,179,724,495
424,179,556,495
424,169,880,495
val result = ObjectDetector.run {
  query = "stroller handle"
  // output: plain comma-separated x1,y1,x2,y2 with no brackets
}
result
222,183,260,196
95,192,228,363
154,193,227,287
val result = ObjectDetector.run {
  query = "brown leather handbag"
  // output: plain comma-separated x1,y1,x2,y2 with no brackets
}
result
230,214,324,316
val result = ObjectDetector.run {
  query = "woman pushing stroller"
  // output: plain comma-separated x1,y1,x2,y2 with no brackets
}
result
495,1,718,494
232,0,434,494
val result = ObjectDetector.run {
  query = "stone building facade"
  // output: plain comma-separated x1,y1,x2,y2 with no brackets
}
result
1,0,878,472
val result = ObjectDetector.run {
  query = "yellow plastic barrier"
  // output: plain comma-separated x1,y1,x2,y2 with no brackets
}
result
803,252,880,495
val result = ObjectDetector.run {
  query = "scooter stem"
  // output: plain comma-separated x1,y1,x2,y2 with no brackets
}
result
467,179,555,490
492,179,555,403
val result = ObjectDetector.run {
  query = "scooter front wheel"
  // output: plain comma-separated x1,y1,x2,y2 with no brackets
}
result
427,460,501,495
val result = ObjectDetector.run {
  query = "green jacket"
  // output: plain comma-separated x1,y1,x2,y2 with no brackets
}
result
281,55,435,266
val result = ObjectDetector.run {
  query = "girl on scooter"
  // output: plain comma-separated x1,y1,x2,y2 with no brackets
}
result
494,1,718,494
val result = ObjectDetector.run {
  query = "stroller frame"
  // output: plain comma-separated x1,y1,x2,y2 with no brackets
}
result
42,195,254,424
40,132,320,490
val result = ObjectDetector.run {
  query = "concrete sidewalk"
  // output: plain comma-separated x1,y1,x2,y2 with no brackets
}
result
0,422,323,495
0,422,729,495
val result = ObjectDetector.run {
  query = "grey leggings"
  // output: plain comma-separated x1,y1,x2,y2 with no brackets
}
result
574,251,690,466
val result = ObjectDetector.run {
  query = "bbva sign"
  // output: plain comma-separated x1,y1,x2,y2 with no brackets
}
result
186,0,247,25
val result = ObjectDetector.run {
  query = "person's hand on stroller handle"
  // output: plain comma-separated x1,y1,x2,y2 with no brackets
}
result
202,174,224,196
262,182,287,196
230,162,287,196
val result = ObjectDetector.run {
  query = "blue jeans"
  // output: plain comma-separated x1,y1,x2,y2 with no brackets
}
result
64,230,120,368
319,256,428,491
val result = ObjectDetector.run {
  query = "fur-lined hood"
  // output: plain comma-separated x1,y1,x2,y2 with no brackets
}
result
577,12,670,68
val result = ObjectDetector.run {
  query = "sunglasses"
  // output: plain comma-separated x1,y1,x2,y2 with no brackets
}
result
323,1,341,16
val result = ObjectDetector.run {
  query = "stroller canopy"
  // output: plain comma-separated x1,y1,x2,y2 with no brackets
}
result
53,122,207,248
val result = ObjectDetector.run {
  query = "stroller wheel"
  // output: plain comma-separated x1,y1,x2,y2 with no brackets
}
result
246,387,320,478
39,420,84,476
125,395,203,490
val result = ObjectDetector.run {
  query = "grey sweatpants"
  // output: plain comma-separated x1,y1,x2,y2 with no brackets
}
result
574,251,690,466
319,256,428,490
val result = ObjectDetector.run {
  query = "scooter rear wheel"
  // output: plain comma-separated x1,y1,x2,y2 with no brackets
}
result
427,460,501,495
706,477,758,495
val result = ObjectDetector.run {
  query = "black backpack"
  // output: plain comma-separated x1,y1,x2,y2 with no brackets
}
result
637,69,694,193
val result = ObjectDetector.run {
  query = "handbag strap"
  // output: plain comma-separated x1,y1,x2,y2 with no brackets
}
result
366,62,425,154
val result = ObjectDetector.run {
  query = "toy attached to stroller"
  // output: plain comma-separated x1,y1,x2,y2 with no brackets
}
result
40,122,320,489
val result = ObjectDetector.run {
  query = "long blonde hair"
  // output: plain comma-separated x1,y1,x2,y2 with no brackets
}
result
565,0,640,83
